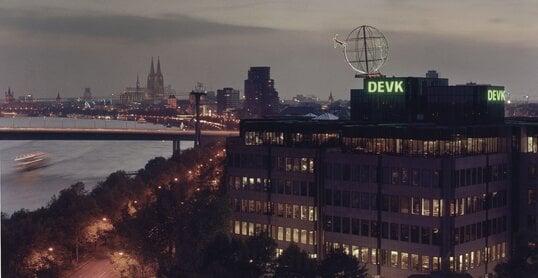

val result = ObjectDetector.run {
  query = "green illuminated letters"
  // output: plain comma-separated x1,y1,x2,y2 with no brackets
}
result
366,79,405,93
487,88,505,102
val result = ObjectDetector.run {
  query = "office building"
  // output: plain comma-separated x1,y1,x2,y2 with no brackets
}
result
243,67,280,118
217,87,241,115
226,71,532,277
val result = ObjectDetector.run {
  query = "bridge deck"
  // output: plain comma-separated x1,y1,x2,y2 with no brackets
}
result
0,127,238,141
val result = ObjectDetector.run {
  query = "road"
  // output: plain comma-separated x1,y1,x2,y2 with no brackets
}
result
69,258,120,278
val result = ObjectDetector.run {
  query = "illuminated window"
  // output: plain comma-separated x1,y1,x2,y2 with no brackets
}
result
411,254,420,271
301,229,307,244
360,247,369,263
433,199,440,217
390,251,398,268
412,197,421,214
342,244,350,255
352,246,359,258
285,228,291,242
248,222,254,236
234,221,240,234
422,198,431,216
422,255,430,272
309,159,315,173
286,204,293,218
401,252,409,269
371,249,378,264
308,231,314,245
293,228,299,243
241,222,247,236
293,205,300,219
432,257,440,271
301,158,308,172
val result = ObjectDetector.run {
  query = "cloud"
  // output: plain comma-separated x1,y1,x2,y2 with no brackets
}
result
0,8,274,42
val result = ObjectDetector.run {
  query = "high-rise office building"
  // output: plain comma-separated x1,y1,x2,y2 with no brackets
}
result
217,87,240,115
243,67,280,118
226,71,532,277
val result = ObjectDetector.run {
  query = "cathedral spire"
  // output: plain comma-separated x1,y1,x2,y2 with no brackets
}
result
150,57,155,75
136,73,140,88
157,56,162,75
328,91,334,104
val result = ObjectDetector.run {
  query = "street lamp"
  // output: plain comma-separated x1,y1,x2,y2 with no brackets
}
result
174,177,178,182
48,247,54,252
102,217,108,221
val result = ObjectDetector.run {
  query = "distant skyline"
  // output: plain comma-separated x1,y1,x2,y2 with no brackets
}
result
0,0,537,100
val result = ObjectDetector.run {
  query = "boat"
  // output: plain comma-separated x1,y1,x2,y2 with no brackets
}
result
14,152,48,171
137,117,147,124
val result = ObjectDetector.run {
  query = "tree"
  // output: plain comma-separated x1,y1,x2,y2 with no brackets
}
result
318,249,368,278
275,244,317,278
494,231,538,277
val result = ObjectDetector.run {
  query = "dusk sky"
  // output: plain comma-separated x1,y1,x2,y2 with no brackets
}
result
0,0,536,100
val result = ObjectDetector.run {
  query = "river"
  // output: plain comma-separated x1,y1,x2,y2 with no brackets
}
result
0,117,193,214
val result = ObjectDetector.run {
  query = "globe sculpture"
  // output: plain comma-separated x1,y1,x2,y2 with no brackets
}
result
334,25,388,77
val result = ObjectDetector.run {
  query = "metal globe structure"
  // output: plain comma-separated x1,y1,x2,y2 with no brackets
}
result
334,25,389,77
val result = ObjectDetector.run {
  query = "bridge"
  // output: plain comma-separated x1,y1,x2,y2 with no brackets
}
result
0,127,239,154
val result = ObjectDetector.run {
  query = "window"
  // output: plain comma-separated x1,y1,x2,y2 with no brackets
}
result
433,257,441,271
390,195,399,213
381,222,389,239
529,189,537,206
300,230,308,244
286,204,293,218
412,169,420,186
325,189,332,205
412,254,420,271
400,224,409,242
382,195,389,211
390,223,399,240
432,228,441,245
411,225,419,243
412,197,421,214
401,168,409,185
293,205,300,219
421,227,430,244
277,226,284,240
301,158,308,172
342,217,350,234
293,228,299,243
292,181,301,195
371,249,378,264
422,198,431,216
391,168,400,184
400,196,409,214
401,252,409,270
371,221,379,237
285,227,291,241
334,190,342,206
333,216,341,233
352,218,360,235
342,191,351,207
351,192,360,208
361,220,369,237
422,255,430,272
391,251,399,268
361,193,370,210
343,164,351,181
360,247,369,263
301,206,308,220
433,199,440,217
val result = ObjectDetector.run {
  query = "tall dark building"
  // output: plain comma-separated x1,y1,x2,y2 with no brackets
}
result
146,57,164,102
226,71,531,277
217,87,240,115
243,67,280,118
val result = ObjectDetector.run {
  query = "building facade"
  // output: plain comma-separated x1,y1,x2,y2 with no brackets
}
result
217,87,240,115
226,73,531,278
243,67,280,118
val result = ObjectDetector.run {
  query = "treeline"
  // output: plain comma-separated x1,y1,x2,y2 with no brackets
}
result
1,143,226,277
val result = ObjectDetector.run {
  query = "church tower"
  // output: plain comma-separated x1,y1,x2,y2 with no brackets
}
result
146,57,164,102
155,57,164,100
